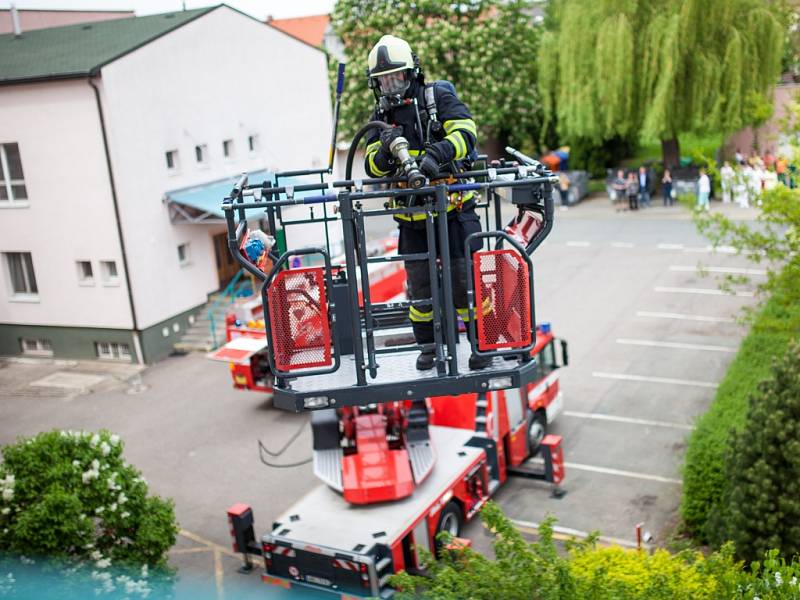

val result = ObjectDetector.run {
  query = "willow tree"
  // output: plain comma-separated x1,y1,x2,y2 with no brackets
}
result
330,0,543,151
539,0,784,167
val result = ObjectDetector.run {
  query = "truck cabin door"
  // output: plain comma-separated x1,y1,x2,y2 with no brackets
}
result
503,388,529,466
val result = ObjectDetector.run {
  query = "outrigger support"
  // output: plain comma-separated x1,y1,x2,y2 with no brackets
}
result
221,155,557,413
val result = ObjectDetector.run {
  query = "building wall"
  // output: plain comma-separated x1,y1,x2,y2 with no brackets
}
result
99,6,332,330
724,83,800,159
0,323,134,362
0,79,133,332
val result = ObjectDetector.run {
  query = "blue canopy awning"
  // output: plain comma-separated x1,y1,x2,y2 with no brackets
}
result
165,170,326,224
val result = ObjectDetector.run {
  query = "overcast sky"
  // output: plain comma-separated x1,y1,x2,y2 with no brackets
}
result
0,0,336,20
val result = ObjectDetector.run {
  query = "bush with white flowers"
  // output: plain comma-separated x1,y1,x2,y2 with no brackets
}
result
0,430,178,568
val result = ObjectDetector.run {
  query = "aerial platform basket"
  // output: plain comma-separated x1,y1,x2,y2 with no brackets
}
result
221,149,557,413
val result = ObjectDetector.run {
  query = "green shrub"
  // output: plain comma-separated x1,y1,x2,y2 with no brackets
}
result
0,430,178,567
681,264,800,540
707,341,800,562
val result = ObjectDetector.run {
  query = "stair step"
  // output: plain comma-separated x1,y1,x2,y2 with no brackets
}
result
173,341,214,352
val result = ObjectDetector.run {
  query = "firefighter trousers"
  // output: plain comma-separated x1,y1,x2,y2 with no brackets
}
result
398,209,482,345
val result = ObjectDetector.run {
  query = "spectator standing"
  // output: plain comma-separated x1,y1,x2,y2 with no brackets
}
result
627,171,639,210
558,172,570,206
776,155,789,186
753,163,766,205
764,167,778,191
662,169,673,206
734,165,749,208
735,148,744,164
763,149,775,170
720,161,734,203
638,165,650,208
612,169,627,209
697,167,711,210
744,163,758,205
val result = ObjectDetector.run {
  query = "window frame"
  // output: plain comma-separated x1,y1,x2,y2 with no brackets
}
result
165,149,179,173
247,134,259,155
76,260,94,286
222,139,235,159
177,243,191,267
4,251,38,299
94,341,131,361
100,260,119,286
20,337,53,357
0,143,28,207
194,143,208,166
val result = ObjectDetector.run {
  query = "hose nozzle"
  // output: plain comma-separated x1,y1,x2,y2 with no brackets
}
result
389,137,425,189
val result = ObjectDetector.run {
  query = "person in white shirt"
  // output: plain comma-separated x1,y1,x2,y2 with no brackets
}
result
750,165,764,206
720,161,734,203
697,168,711,210
734,165,749,208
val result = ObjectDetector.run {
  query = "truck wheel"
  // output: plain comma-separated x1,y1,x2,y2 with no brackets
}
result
434,502,462,555
527,410,547,456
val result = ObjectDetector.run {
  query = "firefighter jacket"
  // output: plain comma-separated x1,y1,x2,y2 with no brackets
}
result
363,79,478,223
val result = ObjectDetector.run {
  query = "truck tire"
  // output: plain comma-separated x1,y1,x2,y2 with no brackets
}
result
434,501,463,555
527,410,547,456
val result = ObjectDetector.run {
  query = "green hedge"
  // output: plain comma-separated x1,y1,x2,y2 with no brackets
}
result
681,263,800,539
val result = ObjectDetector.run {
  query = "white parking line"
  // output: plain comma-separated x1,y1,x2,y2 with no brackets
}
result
636,310,736,323
655,286,755,297
669,265,767,276
657,243,684,250
592,371,719,389
611,242,635,248
616,338,736,353
683,245,737,254
564,410,693,430
565,462,682,485
510,518,646,549
566,241,591,247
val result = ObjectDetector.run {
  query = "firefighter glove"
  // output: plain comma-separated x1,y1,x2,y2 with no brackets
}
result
419,141,453,179
379,126,403,153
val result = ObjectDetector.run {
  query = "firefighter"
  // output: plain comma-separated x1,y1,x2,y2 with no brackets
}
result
363,34,489,371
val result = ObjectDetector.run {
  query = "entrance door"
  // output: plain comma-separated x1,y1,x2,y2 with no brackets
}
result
213,232,239,288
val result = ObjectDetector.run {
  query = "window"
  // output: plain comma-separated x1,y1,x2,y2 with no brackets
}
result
248,134,258,154
165,150,179,171
194,144,208,165
0,143,28,205
100,260,118,285
222,139,234,158
541,341,557,370
95,342,131,361
177,243,191,266
21,338,52,357
76,260,94,285
4,252,37,296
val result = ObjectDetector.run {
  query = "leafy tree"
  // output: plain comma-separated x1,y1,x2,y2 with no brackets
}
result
0,430,178,568
329,0,544,153
708,341,800,563
538,0,784,168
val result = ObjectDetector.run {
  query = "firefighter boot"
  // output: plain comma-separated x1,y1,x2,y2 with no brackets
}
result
466,326,492,370
416,351,435,371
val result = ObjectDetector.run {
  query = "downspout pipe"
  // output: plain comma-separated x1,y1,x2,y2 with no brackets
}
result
88,76,144,364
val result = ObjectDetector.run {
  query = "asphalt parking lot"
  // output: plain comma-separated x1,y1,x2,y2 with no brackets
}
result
0,196,760,597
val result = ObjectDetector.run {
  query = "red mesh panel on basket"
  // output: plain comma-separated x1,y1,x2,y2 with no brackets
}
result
473,250,531,350
267,267,332,371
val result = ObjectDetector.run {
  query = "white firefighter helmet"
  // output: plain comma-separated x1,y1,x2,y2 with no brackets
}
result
367,35,417,97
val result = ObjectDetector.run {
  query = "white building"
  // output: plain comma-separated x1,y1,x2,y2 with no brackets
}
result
0,5,332,363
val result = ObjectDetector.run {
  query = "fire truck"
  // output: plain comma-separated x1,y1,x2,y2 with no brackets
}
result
227,323,567,598
220,64,565,598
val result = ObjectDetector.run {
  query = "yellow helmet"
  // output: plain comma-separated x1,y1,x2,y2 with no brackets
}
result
367,34,418,97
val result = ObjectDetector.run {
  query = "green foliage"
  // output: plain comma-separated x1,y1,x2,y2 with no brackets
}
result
681,263,800,539
329,0,543,151
539,0,784,148
707,341,800,563
389,501,800,598
569,136,635,178
0,430,178,567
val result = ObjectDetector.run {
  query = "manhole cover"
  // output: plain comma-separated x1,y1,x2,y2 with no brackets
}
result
30,372,107,390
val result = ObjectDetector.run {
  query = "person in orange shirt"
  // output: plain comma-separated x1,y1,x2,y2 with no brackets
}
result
776,156,789,186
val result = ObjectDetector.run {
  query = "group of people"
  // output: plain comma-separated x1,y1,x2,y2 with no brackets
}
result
610,166,674,211
721,148,796,208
